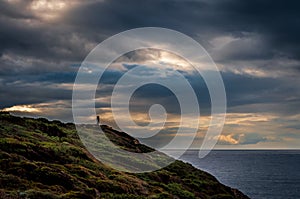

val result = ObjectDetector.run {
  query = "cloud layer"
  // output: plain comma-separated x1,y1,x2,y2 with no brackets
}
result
1,0,300,149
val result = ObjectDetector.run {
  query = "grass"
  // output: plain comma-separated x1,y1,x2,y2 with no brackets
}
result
0,113,249,199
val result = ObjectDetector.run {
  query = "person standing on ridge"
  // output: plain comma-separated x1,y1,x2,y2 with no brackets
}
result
96,116,100,125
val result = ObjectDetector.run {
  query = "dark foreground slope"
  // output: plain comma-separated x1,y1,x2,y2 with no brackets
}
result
0,113,249,199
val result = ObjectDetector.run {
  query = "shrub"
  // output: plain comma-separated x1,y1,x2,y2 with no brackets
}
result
166,183,195,199
24,189,59,199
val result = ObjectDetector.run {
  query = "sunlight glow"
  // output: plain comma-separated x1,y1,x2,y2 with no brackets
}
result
30,0,69,21
217,134,239,145
3,105,41,113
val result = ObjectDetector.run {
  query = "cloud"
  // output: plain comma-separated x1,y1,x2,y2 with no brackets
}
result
2,0,300,66
238,133,267,145
218,134,239,145
3,104,41,113
217,133,267,145
1,100,73,122
0,79,72,109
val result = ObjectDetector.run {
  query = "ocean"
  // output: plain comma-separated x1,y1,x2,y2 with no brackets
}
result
175,150,300,199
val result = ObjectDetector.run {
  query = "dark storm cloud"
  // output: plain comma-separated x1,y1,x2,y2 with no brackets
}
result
64,0,300,60
1,0,300,73
0,82,72,109
0,1,35,20
223,72,280,106
1,0,300,65
1,0,300,123
222,0,300,59
0,1,97,68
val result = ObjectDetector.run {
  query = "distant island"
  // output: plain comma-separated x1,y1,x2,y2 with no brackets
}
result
0,112,249,199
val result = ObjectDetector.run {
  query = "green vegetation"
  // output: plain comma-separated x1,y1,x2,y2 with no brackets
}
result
0,113,249,199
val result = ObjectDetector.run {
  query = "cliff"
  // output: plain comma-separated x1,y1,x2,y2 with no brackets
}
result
0,113,249,199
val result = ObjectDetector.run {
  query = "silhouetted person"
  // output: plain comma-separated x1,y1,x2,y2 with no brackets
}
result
96,116,100,125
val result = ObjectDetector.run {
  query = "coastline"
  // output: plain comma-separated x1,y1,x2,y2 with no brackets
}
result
0,114,250,198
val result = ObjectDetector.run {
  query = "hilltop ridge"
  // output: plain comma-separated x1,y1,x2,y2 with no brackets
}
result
0,113,249,199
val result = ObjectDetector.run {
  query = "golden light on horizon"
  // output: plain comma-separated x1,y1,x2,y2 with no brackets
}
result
2,105,41,113
217,134,239,145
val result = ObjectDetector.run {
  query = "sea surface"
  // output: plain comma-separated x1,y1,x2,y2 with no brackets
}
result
173,150,300,199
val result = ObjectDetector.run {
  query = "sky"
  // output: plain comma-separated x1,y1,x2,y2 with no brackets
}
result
1,0,300,149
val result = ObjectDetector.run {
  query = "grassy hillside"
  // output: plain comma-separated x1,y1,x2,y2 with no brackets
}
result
0,112,249,199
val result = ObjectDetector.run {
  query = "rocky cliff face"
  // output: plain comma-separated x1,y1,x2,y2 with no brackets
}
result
0,113,249,199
